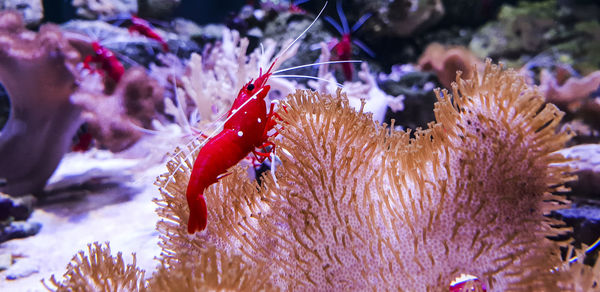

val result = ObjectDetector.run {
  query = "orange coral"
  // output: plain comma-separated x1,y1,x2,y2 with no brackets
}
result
51,60,590,291
418,42,483,89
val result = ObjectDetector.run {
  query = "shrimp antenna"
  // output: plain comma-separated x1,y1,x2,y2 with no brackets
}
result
273,60,362,74
568,236,600,264
275,1,328,67
272,74,344,88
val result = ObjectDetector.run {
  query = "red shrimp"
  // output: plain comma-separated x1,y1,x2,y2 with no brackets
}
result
128,15,169,52
325,0,374,81
185,62,281,233
182,2,333,234
83,41,125,82
331,34,353,80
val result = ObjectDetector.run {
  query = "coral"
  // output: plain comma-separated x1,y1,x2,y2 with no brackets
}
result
554,245,600,291
0,11,83,196
418,42,483,89
72,67,164,152
148,246,274,291
51,60,588,290
151,60,574,290
307,42,403,123
43,242,147,291
180,28,298,124
539,69,600,107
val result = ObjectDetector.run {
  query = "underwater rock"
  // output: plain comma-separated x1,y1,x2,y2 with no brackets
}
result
469,0,557,59
138,0,181,19
172,18,225,45
553,206,600,254
0,221,42,244
262,11,332,77
379,69,438,129
71,0,137,19
63,20,165,67
469,0,600,74
1,0,43,27
0,253,11,271
63,18,199,65
560,144,600,198
0,193,35,221
353,0,445,38
439,0,503,27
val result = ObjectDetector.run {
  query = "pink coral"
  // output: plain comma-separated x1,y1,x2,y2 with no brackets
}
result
418,43,483,89
0,11,82,196
72,67,164,152
540,69,600,106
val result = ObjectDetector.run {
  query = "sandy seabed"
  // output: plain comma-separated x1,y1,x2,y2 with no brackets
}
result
0,134,183,291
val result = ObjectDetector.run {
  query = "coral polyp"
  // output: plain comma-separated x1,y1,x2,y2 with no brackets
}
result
50,60,583,291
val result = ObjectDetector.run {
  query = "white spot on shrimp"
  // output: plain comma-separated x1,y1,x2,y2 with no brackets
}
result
257,118,262,123
238,131,243,137
244,111,247,114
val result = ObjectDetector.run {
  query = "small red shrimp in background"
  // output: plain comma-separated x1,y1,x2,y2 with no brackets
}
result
325,0,374,80
83,41,125,83
128,14,169,52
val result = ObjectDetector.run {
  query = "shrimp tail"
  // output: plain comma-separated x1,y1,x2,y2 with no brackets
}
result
187,193,208,233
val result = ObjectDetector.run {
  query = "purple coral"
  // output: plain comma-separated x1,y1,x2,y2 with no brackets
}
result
0,11,82,196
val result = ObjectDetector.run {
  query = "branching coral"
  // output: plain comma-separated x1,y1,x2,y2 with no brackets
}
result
308,42,403,123
0,11,82,196
51,60,590,290
180,28,298,125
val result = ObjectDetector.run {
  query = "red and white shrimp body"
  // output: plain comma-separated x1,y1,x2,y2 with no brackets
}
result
330,34,353,80
128,15,169,52
185,63,278,234
83,41,125,82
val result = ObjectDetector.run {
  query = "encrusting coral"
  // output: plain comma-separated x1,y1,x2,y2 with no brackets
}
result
48,60,595,290
539,69,600,107
418,42,484,90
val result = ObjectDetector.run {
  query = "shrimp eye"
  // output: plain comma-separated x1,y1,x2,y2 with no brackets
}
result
247,84,255,91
